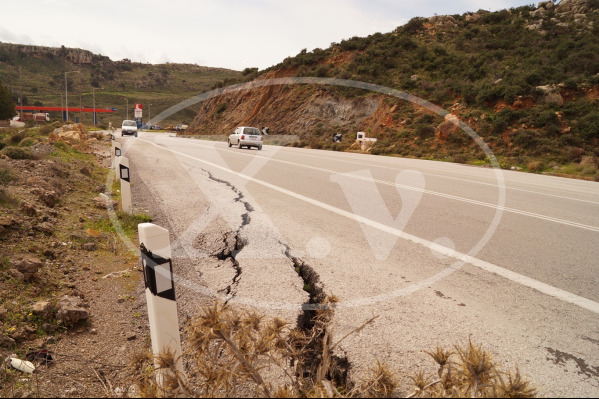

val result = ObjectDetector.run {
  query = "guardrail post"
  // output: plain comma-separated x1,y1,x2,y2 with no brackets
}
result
112,142,122,171
138,223,184,388
118,157,132,214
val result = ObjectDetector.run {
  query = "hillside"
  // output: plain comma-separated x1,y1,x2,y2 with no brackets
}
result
187,0,599,179
0,43,241,127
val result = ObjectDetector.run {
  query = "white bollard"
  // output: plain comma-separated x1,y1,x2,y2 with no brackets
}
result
118,156,132,214
112,142,122,171
138,223,184,388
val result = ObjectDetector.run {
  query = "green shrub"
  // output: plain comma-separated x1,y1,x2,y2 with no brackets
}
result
0,146,37,160
527,160,544,173
416,125,435,138
19,137,37,147
0,161,13,186
534,110,559,128
578,112,599,139
9,131,26,144
563,79,578,90
0,187,19,207
38,124,56,135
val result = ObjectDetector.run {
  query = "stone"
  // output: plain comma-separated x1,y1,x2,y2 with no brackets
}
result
82,242,97,251
8,269,25,281
34,222,55,235
42,323,56,334
536,85,564,106
32,301,53,318
80,166,91,177
538,1,554,9
126,333,137,341
93,195,118,209
55,296,89,327
11,325,36,341
39,190,59,208
43,249,56,258
20,203,38,217
0,216,15,228
0,334,16,348
10,255,43,280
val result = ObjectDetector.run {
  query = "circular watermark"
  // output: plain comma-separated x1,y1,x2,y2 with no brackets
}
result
107,77,506,311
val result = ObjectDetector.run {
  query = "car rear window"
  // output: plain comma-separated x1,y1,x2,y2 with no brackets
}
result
123,121,137,127
244,128,261,135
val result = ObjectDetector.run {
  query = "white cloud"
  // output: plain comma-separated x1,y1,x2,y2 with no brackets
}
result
0,0,534,70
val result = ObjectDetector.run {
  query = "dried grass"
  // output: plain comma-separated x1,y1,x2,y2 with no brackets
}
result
131,303,536,398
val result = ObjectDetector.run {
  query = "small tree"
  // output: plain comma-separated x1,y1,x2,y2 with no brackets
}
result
0,80,16,121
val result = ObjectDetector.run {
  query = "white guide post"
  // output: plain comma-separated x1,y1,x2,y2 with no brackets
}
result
112,141,122,171
118,156,132,214
138,223,184,387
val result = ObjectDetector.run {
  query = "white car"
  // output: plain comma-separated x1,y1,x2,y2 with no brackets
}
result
121,120,138,137
228,126,263,150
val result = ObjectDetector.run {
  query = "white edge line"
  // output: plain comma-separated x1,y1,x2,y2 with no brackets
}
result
141,137,599,315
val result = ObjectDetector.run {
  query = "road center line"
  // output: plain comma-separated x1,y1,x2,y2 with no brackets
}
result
175,138,599,232
140,137,599,315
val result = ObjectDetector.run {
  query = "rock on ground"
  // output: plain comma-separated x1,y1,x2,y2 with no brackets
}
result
56,296,90,327
9,255,43,281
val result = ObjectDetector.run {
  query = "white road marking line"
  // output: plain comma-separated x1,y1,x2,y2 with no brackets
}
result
140,137,599,315
174,138,599,232
176,136,599,205
277,147,599,205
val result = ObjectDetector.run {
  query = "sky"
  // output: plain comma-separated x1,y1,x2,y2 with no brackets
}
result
1,0,537,71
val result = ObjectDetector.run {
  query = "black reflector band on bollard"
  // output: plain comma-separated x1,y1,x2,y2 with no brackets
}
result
140,243,176,301
119,164,130,183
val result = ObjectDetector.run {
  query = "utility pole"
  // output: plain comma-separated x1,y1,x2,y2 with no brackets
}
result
78,72,82,124
19,66,23,120
126,98,129,119
64,70,80,122
92,87,103,126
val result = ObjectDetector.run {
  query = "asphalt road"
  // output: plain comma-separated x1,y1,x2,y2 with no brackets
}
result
120,132,599,397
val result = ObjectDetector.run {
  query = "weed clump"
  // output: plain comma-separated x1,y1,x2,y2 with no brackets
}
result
132,302,536,398
0,146,37,160
408,340,537,398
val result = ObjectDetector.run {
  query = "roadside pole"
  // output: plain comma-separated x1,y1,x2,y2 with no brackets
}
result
112,141,122,176
118,156,132,214
138,223,184,389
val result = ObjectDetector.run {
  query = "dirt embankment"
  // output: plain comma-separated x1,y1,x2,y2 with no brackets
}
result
0,125,149,397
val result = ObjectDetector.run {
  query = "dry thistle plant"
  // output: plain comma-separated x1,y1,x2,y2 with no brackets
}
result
130,298,384,398
129,302,535,399
407,339,537,398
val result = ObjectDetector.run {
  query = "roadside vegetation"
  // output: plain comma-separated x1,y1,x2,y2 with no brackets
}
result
132,300,536,398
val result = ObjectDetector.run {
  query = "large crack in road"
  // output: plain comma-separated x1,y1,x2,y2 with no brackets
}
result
194,167,351,384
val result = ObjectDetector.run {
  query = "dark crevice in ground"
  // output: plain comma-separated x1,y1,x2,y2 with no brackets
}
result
280,242,352,388
204,171,253,302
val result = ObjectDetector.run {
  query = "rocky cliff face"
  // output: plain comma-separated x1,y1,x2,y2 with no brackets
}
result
0,43,100,64
188,71,380,136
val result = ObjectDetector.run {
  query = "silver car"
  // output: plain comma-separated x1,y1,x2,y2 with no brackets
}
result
228,126,263,150
121,120,138,137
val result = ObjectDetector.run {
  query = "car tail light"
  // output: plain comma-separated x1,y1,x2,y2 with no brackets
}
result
241,135,245,140
260,136,263,141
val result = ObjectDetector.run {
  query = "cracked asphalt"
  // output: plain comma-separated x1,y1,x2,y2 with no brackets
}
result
120,132,599,397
